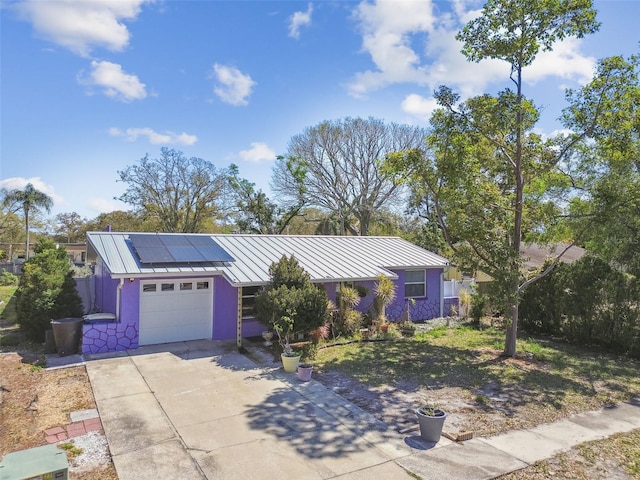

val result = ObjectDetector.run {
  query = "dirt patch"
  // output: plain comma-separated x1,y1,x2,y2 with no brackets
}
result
0,353,118,479
314,358,639,479
314,348,584,437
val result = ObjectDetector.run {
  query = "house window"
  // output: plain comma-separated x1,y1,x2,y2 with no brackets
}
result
161,283,174,292
241,285,261,319
142,284,156,293
405,270,426,298
197,281,210,290
180,282,193,291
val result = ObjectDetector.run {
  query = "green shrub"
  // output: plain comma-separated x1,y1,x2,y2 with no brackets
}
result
469,292,488,326
0,271,19,286
16,239,83,342
520,255,640,357
254,255,328,352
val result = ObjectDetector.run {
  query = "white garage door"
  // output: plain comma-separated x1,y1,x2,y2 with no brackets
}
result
139,278,213,346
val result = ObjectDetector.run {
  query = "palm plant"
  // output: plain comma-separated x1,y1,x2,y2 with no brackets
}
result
2,184,53,260
373,274,396,326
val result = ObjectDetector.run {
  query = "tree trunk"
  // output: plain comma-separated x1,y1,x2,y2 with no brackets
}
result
504,63,525,358
504,302,518,357
24,208,30,261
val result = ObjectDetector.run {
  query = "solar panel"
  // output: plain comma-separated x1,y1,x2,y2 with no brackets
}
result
129,234,234,264
166,245,206,262
134,246,174,263
188,236,235,262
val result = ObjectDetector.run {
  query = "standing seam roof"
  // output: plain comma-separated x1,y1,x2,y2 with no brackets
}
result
86,233,449,285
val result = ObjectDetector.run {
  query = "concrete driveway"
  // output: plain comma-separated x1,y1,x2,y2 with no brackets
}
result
85,340,417,480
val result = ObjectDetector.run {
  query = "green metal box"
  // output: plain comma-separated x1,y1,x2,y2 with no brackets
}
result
0,444,68,480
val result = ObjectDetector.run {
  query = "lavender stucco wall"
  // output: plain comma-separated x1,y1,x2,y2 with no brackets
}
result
82,278,141,354
331,271,444,322
83,266,447,353
214,276,238,340
340,270,444,322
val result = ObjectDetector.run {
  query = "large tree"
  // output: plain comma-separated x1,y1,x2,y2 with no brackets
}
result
117,148,227,233
563,54,640,275
272,117,426,236
2,183,53,260
386,0,600,356
227,162,306,234
83,210,162,234
54,212,86,243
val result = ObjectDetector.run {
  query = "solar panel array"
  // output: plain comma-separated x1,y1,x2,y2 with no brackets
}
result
129,234,235,264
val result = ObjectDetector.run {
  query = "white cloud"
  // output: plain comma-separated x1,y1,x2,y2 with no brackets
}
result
401,94,440,121
80,60,147,101
348,0,436,96
525,38,596,86
0,177,64,206
289,3,313,39
109,127,197,145
13,0,153,57
239,143,276,163
348,0,596,99
211,64,255,106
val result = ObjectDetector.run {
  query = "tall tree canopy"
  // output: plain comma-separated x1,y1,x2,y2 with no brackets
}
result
83,210,162,234
563,54,640,275
272,117,426,236
54,212,86,243
1,183,53,260
117,148,227,233
227,162,306,234
385,0,600,356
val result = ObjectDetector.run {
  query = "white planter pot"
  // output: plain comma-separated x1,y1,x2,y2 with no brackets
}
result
416,407,446,442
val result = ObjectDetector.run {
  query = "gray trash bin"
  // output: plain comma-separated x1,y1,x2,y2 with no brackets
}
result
50,317,84,356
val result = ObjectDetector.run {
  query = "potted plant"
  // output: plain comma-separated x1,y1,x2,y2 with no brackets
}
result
297,363,313,381
274,315,301,372
399,321,416,337
416,405,447,442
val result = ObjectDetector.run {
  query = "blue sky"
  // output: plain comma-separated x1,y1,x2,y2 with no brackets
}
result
1,0,638,220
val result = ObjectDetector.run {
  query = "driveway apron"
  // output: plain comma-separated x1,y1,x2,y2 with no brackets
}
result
85,340,414,480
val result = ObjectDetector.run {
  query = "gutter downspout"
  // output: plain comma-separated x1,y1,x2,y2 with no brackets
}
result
439,270,444,318
237,288,242,348
116,278,124,322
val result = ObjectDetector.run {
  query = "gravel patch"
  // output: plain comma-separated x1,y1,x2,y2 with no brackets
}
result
66,431,111,471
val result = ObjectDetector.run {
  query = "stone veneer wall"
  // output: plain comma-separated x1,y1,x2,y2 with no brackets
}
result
443,297,459,317
82,322,139,354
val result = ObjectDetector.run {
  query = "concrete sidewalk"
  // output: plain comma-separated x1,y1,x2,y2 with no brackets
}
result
396,399,640,480
77,340,640,480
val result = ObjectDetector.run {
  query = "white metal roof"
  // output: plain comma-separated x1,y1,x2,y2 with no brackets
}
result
86,232,449,286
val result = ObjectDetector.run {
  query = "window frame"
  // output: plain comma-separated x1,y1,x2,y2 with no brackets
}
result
404,270,426,299
241,285,262,319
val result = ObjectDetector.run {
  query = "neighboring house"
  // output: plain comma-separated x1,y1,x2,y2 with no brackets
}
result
83,232,453,354
60,243,87,264
445,242,586,292
520,243,585,269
